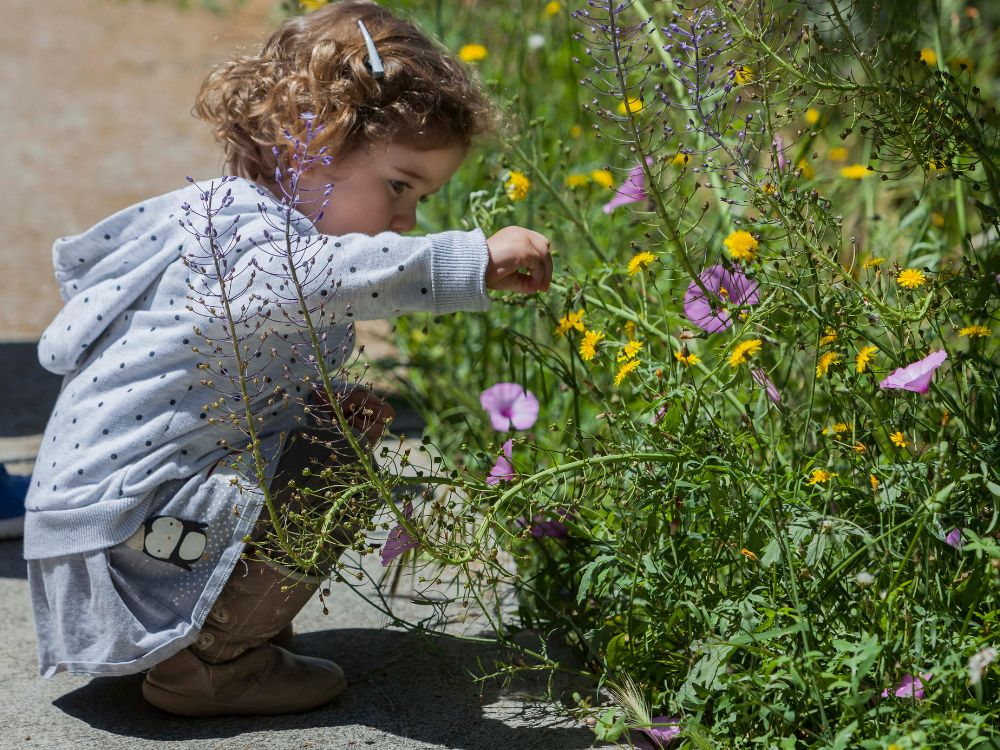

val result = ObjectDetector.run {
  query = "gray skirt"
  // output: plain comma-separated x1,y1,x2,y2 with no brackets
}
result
28,425,372,678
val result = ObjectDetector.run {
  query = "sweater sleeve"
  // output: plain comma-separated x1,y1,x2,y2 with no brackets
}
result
184,200,492,334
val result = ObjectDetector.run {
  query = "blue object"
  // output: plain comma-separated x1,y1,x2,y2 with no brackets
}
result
0,464,29,540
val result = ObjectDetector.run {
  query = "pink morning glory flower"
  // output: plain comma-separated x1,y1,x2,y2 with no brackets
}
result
480,383,539,431
486,439,516,485
945,527,964,549
381,502,419,567
683,264,760,333
517,508,570,539
881,672,931,699
879,350,948,393
751,366,781,404
530,515,568,539
637,716,682,748
603,157,654,214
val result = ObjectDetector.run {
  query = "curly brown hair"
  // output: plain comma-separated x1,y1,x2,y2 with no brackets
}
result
194,0,503,183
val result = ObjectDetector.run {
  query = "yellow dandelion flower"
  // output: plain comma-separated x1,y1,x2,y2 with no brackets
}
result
949,56,974,72
617,338,644,362
897,268,927,289
617,96,644,115
734,65,753,85
870,474,879,490
855,345,878,373
565,173,589,188
671,151,691,167
807,469,837,485
723,230,759,262
569,124,583,138
819,327,838,346
796,159,815,179
729,338,763,368
624,321,637,340
504,170,531,201
614,357,641,386
740,548,758,561
805,108,820,125
958,324,990,338
579,329,604,361
828,147,849,162
544,0,561,16
627,251,656,275
853,442,867,454
554,309,585,337
862,256,886,269
762,183,779,197
590,169,615,189
674,350,701,366
840,164,870,179
931,212,945,227
459,44,488,62
890,431,908,448
822,422,849,436
300,0,328,9
919,48,937,66
816,351,841,377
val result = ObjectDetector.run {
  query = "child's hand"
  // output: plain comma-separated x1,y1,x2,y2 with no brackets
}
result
339,388,395,448
485,226,553,294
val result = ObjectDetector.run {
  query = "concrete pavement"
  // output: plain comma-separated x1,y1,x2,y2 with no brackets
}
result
0,541,595,749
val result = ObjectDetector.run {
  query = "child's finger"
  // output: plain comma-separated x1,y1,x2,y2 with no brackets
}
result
526,232,553,290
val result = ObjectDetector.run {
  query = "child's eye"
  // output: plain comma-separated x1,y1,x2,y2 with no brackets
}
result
418,196,429,204
389,179,407,195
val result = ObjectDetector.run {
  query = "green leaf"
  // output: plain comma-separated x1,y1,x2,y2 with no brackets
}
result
605,632,628,669
593,708,625,742
831,720,858,750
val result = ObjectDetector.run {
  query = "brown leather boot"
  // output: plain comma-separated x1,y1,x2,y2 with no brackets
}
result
143,419,378,717
142,559,345,716
271,623,295,650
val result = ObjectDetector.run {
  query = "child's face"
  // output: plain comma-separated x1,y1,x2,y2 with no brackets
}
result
294,140,467,236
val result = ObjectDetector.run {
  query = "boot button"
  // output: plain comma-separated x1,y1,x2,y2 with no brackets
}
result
209,605,231,624
196,631,215,649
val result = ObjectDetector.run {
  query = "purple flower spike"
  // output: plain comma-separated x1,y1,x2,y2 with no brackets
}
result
603,158,654,214
879,350,948,393
381,502,419,567
683,264,760,333
480,383,540,431
881,672,931,699
486,439,516,485
639,716,682,748
751,367,781,404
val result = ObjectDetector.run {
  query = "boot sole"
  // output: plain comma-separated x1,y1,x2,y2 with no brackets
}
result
141,675,347,717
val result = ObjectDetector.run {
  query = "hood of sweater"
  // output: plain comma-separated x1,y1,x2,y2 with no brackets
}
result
39,195,194,376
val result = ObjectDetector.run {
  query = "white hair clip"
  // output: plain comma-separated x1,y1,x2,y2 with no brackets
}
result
357,19,384,79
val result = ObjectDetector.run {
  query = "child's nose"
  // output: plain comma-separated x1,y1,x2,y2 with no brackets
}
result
389,209,416,234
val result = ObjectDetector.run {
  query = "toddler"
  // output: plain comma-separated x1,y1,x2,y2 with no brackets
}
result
23,0,552,717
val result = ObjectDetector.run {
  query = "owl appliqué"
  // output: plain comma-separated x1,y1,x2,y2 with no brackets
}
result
124,515,208,570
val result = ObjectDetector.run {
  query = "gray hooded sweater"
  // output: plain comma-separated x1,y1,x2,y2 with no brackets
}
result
24,177,491,561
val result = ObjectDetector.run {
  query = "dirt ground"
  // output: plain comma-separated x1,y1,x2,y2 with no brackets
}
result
1,0,395,358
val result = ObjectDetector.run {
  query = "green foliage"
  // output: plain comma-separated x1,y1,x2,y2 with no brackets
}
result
234,0,1000,745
